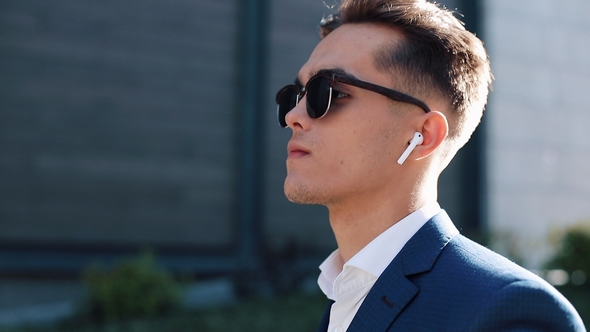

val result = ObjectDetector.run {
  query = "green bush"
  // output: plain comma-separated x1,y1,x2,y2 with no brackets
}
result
1,293,327,332
545,223,590,328
80,252,180,323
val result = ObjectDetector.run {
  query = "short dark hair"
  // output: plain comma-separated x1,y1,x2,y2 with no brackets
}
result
320,0,493,147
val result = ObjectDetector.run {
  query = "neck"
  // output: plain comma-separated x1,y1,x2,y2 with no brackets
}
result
328,177,438,263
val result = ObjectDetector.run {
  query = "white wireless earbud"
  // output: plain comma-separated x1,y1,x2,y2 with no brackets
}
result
397,132,424,165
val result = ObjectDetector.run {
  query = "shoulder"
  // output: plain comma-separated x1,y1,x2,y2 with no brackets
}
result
464,278,585,331
435,235,585,331
436,234,557,298
441,234,537,282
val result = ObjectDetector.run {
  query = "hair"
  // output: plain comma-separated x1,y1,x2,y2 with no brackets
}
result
319,0,493,157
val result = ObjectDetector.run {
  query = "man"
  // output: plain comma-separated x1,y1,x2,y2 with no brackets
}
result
275,0,585,331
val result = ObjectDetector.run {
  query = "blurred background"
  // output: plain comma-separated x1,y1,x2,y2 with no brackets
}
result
0,0,589,330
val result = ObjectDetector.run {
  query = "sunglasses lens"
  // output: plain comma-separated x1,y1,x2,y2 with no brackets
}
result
306,76,332,119
276,85,299,127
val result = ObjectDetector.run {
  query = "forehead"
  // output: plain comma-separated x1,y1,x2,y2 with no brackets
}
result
298,23,403,84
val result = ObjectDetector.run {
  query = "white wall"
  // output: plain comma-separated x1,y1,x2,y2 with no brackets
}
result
485,0,590,267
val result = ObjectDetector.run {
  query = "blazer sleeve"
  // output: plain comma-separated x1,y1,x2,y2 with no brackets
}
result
465,279,586,332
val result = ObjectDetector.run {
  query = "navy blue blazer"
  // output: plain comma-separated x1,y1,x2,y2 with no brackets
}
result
318,211,585,331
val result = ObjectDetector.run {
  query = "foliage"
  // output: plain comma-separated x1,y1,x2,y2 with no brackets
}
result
545,223,590,328
546,224,590,273
79,252,180,323
0,293,328,332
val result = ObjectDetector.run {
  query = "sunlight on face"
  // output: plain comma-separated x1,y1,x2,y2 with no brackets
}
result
283,24,413,208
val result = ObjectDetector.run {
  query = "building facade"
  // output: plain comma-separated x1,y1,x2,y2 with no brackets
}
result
485,0,590,267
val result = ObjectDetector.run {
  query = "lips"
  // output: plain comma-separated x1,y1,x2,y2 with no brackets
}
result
287,142,310,159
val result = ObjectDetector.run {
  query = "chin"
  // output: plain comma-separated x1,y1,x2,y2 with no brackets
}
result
284,178,323,205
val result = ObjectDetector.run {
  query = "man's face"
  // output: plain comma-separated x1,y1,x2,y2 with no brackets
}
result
283,23,419,207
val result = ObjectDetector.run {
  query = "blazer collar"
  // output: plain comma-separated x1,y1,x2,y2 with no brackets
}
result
347,211,459,331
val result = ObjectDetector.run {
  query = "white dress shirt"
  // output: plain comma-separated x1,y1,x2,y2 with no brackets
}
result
317,202,442,332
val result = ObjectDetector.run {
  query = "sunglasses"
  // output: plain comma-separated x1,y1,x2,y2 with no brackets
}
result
275,70,431,128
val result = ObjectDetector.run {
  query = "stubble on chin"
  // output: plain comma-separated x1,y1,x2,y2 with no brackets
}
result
284,181,324,205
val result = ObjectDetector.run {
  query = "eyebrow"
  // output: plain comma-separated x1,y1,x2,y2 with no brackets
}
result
295,67,360,87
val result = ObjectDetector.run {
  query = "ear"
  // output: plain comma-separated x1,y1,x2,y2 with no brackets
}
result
412,111,448,160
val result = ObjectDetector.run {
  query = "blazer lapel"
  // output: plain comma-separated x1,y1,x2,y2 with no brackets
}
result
347,211,459,331
317,300,334,332
347,257,418,331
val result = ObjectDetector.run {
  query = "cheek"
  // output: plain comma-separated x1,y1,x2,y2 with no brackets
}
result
362,137,397,171
332,124,399,173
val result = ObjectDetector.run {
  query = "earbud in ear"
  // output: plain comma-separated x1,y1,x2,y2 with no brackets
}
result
397,132,424,165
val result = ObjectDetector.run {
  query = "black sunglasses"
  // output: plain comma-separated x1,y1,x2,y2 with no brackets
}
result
275,70,431,128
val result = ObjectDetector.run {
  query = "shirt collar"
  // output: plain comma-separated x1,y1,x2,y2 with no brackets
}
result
318,202,442,297
346,202,441,277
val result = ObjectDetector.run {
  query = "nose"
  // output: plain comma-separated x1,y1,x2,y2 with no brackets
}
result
284,97,311,130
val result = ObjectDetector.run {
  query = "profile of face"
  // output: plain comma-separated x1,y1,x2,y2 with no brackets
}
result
282,24,425,208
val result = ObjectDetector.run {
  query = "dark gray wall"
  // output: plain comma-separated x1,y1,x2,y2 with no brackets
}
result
0,0,337,273
0,0,237,248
